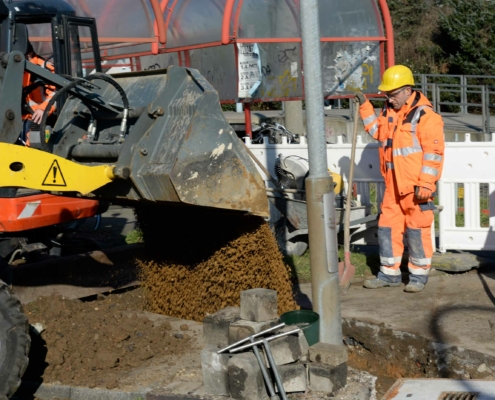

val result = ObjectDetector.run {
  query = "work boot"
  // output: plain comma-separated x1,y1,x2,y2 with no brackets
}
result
404,281,425,293
363,278,401,289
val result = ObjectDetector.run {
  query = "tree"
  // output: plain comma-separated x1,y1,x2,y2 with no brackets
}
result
387,0,443,73
437,0,495,75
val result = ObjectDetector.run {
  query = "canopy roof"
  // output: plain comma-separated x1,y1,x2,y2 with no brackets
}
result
28,0,394,101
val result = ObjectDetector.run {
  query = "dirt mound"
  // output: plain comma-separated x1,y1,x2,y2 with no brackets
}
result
23,289,195,389
136,207,298,322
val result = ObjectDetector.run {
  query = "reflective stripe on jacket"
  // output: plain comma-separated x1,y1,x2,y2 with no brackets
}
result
359,91,445,195
22,56,56,119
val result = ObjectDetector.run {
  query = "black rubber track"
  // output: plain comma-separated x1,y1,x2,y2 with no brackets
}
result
0,281,30,399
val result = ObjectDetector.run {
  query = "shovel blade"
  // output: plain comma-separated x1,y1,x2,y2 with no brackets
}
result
338,252,356,294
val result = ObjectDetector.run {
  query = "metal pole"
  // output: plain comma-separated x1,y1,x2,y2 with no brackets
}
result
484,85,491,141
300,0,342,345
263,340,288,400
461,76,467,114
250,338,278,400
482,86,487,138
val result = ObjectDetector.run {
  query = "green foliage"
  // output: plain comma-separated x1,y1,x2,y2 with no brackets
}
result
387,0,495,76
125,229,143,244
387,0,444,74
284,247,379,283
437,0,495,75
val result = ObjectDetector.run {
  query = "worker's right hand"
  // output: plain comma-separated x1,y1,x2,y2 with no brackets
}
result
415,186,432,201
32,109,44,124
355,92,367,106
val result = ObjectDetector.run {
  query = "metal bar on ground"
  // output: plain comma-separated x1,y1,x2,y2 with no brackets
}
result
229,328,301,352
217,322,285,354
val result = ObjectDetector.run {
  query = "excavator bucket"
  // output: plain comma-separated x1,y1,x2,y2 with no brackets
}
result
51,66,269,217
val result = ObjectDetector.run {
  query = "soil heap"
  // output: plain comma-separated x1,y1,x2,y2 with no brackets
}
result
136,206,298,322
23,290,196,390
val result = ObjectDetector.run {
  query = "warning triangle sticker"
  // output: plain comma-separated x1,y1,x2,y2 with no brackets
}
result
42,160,67,187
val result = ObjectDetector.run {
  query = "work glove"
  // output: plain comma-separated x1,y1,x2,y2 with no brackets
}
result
355,92,367,106
415,186,432,201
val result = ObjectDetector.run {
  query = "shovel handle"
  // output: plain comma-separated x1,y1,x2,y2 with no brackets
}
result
344,100,360,254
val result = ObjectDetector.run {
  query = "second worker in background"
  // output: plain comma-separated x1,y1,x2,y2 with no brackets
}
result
355,65,445,293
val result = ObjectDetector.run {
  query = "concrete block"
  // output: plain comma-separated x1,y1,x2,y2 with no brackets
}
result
201,345,230,396
203,306,240,348
308,362,347,393
274,362,307,393
240,288,278,322
309,342,348,367
229,318,279,345
228,352,267,400
269,327,309,366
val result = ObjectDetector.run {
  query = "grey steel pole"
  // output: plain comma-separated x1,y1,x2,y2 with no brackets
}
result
300,0,342,345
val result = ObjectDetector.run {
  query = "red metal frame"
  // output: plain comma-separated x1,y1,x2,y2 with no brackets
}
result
222,0,235,45
150,0,167,44
378,0,395,67
0,194,99,233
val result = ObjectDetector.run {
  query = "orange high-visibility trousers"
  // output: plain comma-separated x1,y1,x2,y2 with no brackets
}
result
378,169,434,277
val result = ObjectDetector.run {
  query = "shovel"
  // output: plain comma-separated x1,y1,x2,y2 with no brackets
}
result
338,98,360,293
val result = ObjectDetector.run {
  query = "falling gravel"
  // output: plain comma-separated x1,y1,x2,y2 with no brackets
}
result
136,206,298,322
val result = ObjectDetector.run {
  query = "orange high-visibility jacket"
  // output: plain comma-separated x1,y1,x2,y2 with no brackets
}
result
359,91,445,195
22,55,56,120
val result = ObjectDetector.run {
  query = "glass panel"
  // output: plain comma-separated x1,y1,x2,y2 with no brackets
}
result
456,183,464,227
140,52,180,71
319,0,383,38
253,43,303,100
27,23,53,58
238,0,300,38
65,0,154,58
321,41,382,96
66,0,154,39
480,183,489,228
68,24,85,77
189,45,237,101
167,0,227,48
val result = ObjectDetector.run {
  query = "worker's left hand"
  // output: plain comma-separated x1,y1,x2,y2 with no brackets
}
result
32,109,44,124
415,186,432,201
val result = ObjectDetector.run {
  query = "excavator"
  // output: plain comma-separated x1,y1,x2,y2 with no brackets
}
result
0,0,268,398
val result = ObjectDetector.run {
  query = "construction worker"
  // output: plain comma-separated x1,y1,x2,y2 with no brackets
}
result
355,65,445,293
20,41,56,144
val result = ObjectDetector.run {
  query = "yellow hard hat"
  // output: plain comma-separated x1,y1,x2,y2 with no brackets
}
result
378,65,414,92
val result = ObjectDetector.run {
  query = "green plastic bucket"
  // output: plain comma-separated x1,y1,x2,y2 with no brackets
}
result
280,310,319,346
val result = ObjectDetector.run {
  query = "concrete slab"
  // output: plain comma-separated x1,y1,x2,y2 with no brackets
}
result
384,378,495,400
297,266,495,358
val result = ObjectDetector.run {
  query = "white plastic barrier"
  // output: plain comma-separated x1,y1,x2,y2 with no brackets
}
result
438,134,495,252
246,133,495,253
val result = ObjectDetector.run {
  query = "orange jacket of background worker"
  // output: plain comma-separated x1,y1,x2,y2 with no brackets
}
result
22,51,56,124
355,65,445,293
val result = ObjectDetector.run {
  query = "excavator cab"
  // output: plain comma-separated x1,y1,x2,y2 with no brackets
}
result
0,0,107,265
0,0,102,105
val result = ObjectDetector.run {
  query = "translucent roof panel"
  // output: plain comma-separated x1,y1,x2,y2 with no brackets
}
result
66,0,154,40
319,0,384,38
167,0,227,49
238,0,300,39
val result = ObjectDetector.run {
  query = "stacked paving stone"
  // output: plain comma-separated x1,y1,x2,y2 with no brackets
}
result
201,288,348,399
